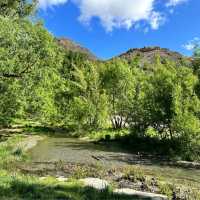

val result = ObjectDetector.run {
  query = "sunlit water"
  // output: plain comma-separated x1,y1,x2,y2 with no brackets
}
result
28,137,200,184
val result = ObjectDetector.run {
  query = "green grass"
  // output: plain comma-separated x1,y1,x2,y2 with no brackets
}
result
0,171,145,200
0,135,27,170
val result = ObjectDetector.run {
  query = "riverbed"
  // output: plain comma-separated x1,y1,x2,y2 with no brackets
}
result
28,136,200,185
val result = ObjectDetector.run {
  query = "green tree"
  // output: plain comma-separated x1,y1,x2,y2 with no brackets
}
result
101,59,135,129
55,56,109,130
130,59,200,147
0,0,36,18
69,62,109,130
0,17,63,125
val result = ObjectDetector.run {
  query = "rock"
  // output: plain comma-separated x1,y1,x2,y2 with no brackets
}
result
56,176,68,182
176,161,200,169
114,188,168,200
39,177,47,180
80,178,109,190
112,172,124,181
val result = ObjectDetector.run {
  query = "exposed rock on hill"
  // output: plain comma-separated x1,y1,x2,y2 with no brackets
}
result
57,39,191,66
116,46,191,66
57,38,97,60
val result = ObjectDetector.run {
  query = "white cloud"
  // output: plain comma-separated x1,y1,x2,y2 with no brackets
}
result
166,0,188,7
75,0,165,32
183,37,200,51
150,11,165,30
38,0,68,9
38,0,189,32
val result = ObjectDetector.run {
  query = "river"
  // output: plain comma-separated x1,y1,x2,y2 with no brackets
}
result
28,136,200,185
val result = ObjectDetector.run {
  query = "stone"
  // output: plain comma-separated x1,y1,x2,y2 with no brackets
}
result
80,178,109,190
114,188,168,200
112,172,124,181
176,161,200,169
56,176,68,182
39,177,47,180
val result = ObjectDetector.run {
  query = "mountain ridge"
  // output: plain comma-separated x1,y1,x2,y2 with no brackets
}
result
114,46,191,66
57,38,97,60
57,38,191,65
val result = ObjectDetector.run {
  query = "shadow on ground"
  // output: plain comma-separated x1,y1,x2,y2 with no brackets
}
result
0,179,151,200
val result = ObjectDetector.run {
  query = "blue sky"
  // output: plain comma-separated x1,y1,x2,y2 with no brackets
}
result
38,0,200,59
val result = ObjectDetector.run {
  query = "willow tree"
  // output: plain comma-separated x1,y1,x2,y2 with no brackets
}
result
65,61,109,130
0,17,63,125
101,59,136,129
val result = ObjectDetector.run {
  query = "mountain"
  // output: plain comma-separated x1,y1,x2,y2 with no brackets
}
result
57,38,97,60
115,46,191,66
57,39,191,66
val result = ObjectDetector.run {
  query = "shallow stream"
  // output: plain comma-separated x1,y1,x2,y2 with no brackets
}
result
28,137,200,185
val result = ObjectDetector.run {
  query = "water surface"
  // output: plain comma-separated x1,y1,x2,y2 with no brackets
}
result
28,137,200,184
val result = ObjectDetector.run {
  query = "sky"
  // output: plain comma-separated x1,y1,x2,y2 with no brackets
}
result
38,0,200,60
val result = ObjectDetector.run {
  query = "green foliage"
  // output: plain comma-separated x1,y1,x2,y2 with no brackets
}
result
101,59,135,129
87,129,129,141
0,17,59,78
128,59,200,159
0,79,21,126
0,0,36,18
56,56,109,130
192,44,200,98
0,6,199,160
71,62,109,130
0,17,63,126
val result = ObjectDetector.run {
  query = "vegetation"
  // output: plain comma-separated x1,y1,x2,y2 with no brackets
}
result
0,1,200,199
0,135,199,199
0,0,200,161
0,0,36,18
0,170,136,200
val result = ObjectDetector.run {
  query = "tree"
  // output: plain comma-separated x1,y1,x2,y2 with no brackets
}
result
0,0,36,18
0,78,21,126
67,61,109,130
0,17,63,125
101,59,135,129
191,43,200,98
130,59,200,140
0,17,59,79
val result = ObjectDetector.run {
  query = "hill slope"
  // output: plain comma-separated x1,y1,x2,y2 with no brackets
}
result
57,38,97,60
57,39,190,66
115,46,191,66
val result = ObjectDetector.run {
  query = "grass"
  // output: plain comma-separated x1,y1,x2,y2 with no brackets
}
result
0,171,143,200
0,126,200,199
0,135,27,170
